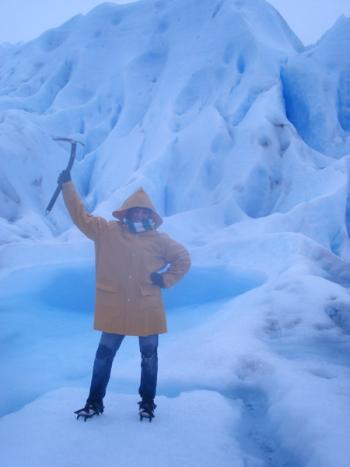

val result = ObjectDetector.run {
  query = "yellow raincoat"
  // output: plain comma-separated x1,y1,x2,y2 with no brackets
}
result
62,183,191,336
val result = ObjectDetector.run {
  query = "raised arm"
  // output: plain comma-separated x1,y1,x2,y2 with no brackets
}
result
62,181,107,240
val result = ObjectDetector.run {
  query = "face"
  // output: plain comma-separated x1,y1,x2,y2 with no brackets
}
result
126,207,152,223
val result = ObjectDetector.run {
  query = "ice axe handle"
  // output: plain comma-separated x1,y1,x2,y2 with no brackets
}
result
66,142,77,172
45,142,77,214
45,184,62,214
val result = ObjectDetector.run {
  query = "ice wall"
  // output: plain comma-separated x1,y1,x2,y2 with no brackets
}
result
0,0,349,260
281,16,350,157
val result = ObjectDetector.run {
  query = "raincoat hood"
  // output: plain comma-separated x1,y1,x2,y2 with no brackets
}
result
112,188,163,228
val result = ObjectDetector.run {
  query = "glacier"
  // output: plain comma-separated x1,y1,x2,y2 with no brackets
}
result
0,0,350,466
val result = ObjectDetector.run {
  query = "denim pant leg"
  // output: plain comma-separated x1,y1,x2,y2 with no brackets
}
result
87,332,124,405
138,334,158,402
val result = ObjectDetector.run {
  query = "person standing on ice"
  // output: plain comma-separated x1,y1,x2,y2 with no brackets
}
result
58,170,191,421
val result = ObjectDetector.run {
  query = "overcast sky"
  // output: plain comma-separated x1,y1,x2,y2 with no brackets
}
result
0,0,349,45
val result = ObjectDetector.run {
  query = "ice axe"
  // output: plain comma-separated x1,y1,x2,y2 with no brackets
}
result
45,137,85,215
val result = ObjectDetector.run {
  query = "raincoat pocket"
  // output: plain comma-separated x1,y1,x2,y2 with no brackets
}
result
140,284,159,296
96,281,120,309
96,281,119,293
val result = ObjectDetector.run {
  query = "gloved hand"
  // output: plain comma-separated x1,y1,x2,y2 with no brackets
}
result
150,272,165,288
57,170,71,185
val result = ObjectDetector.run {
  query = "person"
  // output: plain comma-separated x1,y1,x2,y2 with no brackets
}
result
58,169,191,421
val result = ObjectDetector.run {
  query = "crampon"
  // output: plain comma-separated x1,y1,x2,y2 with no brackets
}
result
74,402,104,422
138,400,157,422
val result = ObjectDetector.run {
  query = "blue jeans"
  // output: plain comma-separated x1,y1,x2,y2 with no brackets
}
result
87,332,158,406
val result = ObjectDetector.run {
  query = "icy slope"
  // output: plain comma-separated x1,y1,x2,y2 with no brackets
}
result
1,253,350,467
0,0,307,243
0,0,348,262
0,389,245,467
1,2,350,466
281,16,350,157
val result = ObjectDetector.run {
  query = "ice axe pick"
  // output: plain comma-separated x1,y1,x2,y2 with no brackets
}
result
45,137,85,215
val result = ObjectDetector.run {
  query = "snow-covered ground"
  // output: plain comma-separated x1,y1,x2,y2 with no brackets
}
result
1,0,350,466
